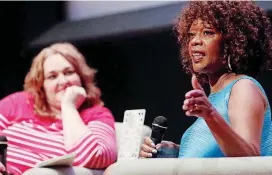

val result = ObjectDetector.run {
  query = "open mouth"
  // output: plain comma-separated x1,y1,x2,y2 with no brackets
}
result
191,51,205,63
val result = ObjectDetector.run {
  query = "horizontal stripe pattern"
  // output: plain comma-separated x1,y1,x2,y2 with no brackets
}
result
0,91,117,175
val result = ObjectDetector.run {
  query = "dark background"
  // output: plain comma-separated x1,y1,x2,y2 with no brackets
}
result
1,2,272,144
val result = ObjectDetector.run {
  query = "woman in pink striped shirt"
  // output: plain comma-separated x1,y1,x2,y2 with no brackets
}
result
0,43,117,175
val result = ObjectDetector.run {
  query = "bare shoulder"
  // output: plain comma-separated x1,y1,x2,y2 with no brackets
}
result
230,78,266,109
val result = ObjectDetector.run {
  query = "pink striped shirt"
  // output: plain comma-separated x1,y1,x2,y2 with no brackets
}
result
0,91,117,175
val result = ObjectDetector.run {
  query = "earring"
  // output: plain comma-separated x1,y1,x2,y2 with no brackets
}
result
228,56,232,71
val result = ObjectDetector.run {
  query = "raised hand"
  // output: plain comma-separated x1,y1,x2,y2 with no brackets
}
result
61,86,87,109
182,75,214,118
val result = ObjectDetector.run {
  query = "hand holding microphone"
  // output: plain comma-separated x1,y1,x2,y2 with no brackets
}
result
140,116,179,158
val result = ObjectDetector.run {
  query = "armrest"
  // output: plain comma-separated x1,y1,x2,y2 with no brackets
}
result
23,167,104,175
105,157,272,175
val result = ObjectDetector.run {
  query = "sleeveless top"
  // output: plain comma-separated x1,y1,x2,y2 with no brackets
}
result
178,76,272,157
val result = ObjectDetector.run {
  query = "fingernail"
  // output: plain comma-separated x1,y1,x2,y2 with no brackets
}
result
148,153,153,157
152,149,157,154
151,142,156,148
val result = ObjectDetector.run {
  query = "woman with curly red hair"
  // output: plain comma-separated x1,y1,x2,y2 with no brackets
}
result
0,42,117,175
140,1,272,158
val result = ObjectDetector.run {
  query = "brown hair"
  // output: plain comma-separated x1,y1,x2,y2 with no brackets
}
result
174,1,272,83
24,42,103,117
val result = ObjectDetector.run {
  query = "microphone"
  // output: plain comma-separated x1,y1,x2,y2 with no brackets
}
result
150,116,167,158
0,136,7,175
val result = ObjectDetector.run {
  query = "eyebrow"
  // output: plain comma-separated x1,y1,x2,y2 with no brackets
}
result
204,26,214,29
189,25,215,31
44,67,74,75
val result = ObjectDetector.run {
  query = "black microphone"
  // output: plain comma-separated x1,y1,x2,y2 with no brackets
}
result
150,116,167,158
0,136,7,175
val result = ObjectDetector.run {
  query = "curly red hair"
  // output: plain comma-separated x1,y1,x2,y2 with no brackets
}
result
24,42,103,117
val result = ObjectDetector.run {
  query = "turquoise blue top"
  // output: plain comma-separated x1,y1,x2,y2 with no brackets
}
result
178,76,272,157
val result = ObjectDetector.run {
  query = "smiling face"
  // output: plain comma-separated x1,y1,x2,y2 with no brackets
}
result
43,53,82,111
188,19,225,74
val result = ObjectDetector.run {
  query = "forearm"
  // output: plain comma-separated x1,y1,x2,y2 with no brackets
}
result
205,111,260,157
61,104,89,150
61,105,117,167
70,120,117,168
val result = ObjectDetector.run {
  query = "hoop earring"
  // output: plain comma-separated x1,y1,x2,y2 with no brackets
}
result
228,56,232,71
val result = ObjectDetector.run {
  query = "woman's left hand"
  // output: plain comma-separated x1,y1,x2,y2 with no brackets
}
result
182,75,215,119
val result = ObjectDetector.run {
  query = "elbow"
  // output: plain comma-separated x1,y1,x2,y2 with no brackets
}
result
226,144,260,157
243,150,260,157
91,137,118,168
226,151,260,157
250,144,261,156
72,140,117,168
246,143,260,156
101,145,118,167
252,152,261,156
81,147,117,169
93,146,117,168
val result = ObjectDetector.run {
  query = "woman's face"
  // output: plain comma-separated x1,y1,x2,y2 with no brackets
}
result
43,53,82,110
188,19,224,74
